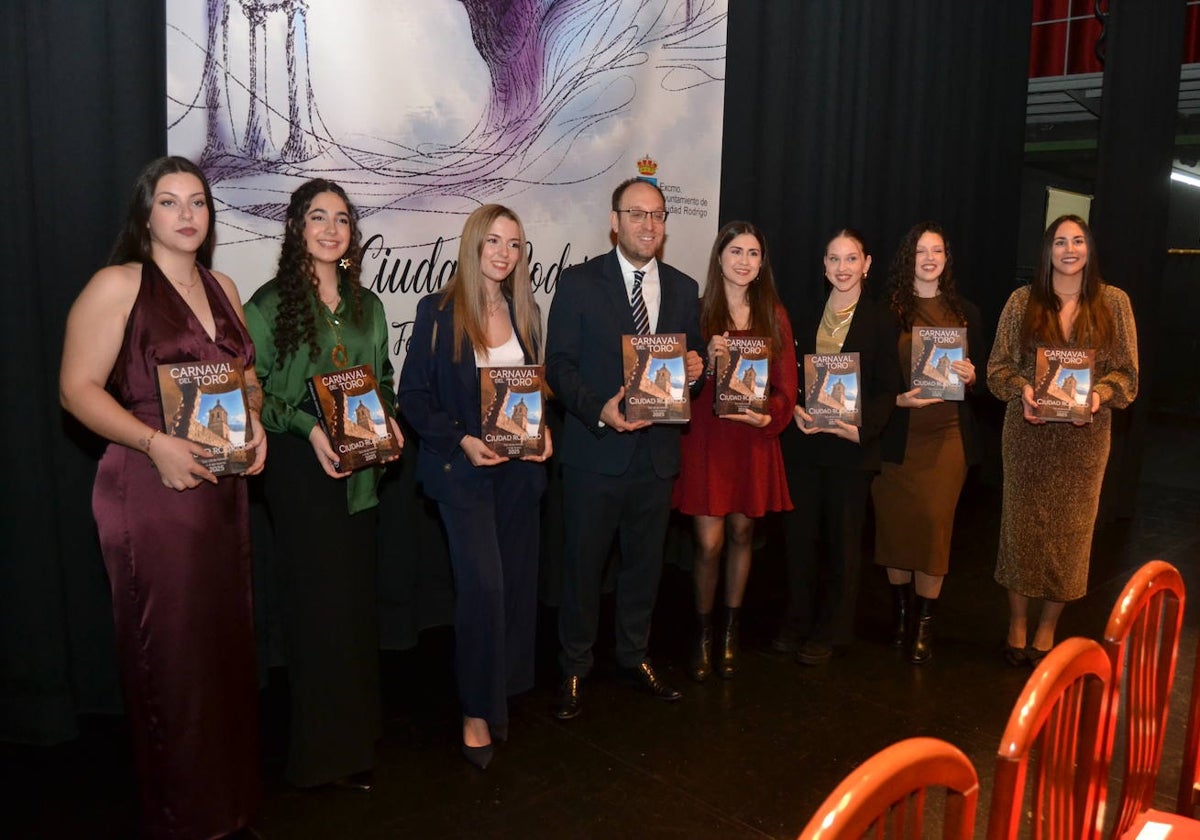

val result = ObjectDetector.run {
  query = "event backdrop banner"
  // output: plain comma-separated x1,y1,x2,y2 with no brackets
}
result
167,0,727,367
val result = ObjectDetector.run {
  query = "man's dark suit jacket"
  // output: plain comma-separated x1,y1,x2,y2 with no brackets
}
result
546,249,702,479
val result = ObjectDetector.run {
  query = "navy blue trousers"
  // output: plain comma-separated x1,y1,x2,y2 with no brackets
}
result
437,459,542,731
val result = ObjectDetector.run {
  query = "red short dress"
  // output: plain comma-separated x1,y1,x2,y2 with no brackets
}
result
672,307,797,517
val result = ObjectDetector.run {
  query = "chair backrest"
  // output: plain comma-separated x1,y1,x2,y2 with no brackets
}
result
986,637,1113,840
1101,560,1185,838
797,736,979,840
1180,633,1200,818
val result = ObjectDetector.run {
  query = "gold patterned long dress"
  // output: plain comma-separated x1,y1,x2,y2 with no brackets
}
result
986,284,1138,601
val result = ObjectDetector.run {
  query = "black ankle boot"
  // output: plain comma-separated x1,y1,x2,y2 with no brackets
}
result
689,612,713,682
718,606,741,679
909,596,936,665
889,583,911,648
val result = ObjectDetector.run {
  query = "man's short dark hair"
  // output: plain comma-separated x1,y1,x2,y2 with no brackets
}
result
611,177,666,212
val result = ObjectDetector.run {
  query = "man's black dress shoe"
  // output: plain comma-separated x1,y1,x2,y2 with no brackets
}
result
330,770,374,792
623,660,682,701
555,675,582,720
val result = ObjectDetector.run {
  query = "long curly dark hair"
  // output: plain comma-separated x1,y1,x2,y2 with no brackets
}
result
699,220,784,355
108,156,216,268
1020,214,1114,352
887,222,968,330
270,179,365,365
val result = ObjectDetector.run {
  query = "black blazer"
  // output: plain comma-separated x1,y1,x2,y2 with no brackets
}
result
879,298,988,467
781,294,901,471
546,249,702,478
398,291,546,505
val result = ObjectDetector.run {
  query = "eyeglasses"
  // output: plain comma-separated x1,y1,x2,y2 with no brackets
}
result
616,209,669,224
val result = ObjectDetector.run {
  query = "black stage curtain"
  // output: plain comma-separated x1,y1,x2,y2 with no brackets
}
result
4,1,1035,745
2,0,166,743
1091,0,1187,521
720,1,1033,337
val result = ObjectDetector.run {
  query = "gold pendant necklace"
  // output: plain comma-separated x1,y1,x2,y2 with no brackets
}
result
821,299,857,338
321,306,349,369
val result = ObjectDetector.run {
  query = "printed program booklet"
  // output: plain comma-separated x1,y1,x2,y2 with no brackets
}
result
713,335,770,416
157,357,253,476
911,326,967,400
621,333,691,423
1032,347,1094,423
480,365,546,457
802,352,862,428
307,363,400,470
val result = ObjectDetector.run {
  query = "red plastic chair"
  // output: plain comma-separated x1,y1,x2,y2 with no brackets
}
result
986,637,1113,840
1101,560,1185,837
797,737,979,840
1180,633,1200,817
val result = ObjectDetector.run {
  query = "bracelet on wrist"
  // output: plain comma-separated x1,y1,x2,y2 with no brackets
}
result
143,429,159,454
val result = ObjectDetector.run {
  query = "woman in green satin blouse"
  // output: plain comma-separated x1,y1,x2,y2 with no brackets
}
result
245,178,402,792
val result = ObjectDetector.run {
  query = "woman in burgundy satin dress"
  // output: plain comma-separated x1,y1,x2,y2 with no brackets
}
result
60,156,266,839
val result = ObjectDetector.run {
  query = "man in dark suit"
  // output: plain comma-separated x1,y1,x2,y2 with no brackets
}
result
546,177,704,720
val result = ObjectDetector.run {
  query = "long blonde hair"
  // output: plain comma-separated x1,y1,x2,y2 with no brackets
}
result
441,204,541,362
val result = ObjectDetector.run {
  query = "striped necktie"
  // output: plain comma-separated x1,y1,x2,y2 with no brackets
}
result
631,270,650,335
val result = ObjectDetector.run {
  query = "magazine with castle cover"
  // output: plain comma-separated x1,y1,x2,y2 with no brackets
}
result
480,365,546,457
306,363,400,470
713,335,770,416
802,352,862,428
157,357,253,476
911,326,967,400
1032,347,1094,423
621,333,691,423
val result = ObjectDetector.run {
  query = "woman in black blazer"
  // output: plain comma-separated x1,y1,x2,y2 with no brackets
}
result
775,228,900,666
872,222,987,665
398,204,551,770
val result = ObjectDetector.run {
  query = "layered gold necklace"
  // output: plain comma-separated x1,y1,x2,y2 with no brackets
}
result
320,302,349,369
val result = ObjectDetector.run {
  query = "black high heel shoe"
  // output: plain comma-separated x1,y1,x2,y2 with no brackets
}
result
1002,643,1027,667
461,742,493,770
1025,645,1052,667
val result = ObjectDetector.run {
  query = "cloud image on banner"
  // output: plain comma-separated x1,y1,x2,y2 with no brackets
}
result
167,0,727,369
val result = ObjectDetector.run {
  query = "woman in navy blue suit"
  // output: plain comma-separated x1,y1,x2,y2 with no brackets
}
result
398,204,551,770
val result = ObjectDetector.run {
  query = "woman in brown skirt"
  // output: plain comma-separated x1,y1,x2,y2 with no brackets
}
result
872,222,986,664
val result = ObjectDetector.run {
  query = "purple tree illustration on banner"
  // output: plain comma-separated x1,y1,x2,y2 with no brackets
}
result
179,0,723,218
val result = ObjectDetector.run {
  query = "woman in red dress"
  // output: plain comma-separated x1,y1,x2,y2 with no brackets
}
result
673,221,796,681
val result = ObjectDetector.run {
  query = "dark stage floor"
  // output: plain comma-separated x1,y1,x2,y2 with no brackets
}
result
9,415,1200,839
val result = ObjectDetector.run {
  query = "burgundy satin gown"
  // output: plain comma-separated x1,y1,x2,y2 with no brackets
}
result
92,262,260,839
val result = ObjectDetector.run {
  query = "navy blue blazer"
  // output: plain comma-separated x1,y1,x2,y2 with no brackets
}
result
398,291,547,505
545,249,702,479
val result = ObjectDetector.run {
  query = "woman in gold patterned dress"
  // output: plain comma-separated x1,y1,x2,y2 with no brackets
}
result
987,215,1138,666
872,222,986,665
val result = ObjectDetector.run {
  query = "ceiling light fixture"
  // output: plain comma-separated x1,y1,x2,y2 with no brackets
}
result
1170,169,1200,189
